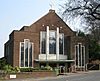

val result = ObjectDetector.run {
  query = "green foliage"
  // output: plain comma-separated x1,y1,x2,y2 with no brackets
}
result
77,30,85,37
3,65,20,74
40,67,48,70
45,65,53,71
32,67,40,70
20,68,33,72
0,58,20,74
20,66,53,72
89,39,100,61
0,57,7,70
32,70,52,72
15,66,20,72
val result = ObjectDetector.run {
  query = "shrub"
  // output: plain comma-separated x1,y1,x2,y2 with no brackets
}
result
15,66,20,72
45,65,53,71
0,57,7,70
32,67,40,70
20,67,53,72
20,68,33,72
40,67,48,70
3,65,14,73
3,65,20,74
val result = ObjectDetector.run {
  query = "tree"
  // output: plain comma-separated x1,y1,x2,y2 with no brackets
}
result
60,0,100,41
88,38,100,61
77,30,86,37
61,0,100,20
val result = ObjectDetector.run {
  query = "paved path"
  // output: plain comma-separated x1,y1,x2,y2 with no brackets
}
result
3,71,100,81
39,71,100,81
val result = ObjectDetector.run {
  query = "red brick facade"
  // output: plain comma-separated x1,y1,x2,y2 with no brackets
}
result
4,10,88,72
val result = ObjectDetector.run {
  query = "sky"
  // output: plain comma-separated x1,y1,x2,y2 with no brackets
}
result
0,0,66,58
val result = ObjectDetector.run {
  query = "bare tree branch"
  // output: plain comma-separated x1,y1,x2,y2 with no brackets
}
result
60,0,100,41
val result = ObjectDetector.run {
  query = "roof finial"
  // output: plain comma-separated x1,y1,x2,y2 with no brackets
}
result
49,0,55,10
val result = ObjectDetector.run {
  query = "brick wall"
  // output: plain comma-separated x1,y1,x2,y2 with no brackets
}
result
5,71,56,79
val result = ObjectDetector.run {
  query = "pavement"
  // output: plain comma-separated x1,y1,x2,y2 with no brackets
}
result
2,70,99,81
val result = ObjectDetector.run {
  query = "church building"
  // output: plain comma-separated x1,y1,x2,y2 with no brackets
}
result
4,9,88,72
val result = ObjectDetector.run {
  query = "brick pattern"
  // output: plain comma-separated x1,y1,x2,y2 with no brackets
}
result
5,71,56,79
4,10,88,68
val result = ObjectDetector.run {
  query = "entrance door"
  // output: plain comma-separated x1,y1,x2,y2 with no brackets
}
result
60,66,64,73
59,63,65,74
